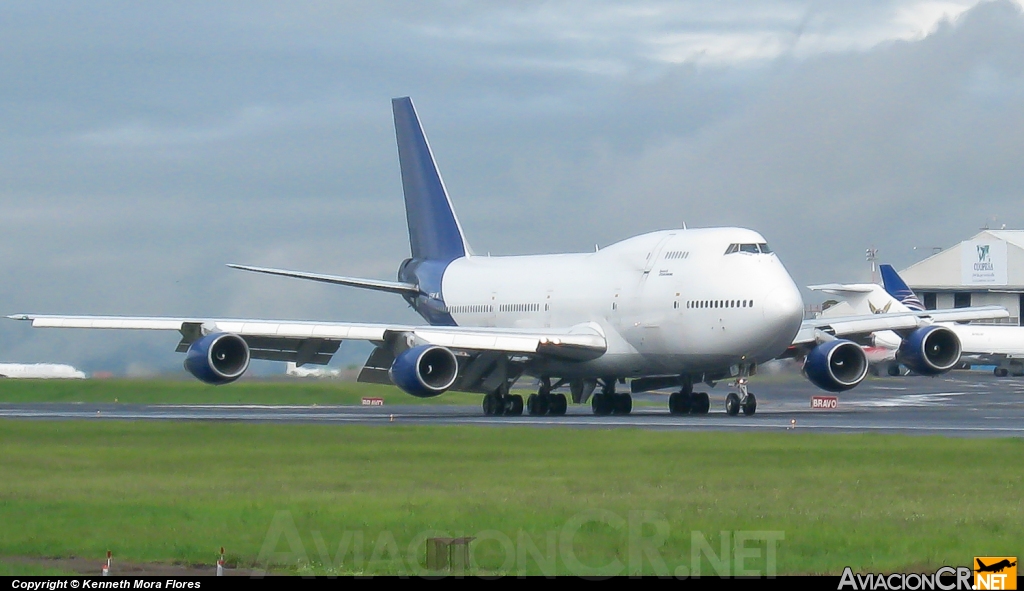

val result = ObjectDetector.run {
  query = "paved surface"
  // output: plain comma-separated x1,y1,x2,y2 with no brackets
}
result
1,372,1022,437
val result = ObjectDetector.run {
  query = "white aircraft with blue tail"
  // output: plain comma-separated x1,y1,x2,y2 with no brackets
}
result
816,264,1024,377
9,98,1009,415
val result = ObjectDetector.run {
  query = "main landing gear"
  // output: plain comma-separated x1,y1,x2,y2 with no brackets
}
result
527,380,568,416
725,378,757,416
668,391,710,414
668,376,709,415
482,389,523,416
591,378,632,416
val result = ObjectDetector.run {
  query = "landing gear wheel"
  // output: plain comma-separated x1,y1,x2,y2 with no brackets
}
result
527,394,549,416
995,367,1009,377
692,392,710,415
669,392,692,415
591,393,613,416
725,393,741,416
549,393,567,416
483,394,501,416
612,393,632,415
741,392,756,416
887,364,901,377
506,394,524,416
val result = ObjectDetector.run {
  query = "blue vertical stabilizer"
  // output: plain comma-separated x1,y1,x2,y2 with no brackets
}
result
392,97,469,263
880,264,924,311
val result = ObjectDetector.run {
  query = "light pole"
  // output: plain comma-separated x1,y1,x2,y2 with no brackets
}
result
865,247,879,284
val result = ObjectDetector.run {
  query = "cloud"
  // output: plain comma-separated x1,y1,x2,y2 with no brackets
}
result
1,0,1022,371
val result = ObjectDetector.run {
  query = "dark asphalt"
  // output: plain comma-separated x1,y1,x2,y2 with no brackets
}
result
1,371,1022,437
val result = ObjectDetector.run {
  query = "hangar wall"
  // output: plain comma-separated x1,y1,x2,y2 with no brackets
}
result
899,230,1024,326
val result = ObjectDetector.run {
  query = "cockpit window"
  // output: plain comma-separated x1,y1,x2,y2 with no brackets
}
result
725,243,773,255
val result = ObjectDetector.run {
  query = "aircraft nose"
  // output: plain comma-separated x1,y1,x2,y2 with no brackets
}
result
762,282,804,337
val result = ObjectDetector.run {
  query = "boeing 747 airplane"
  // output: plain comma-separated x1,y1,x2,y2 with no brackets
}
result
9,98,1009,416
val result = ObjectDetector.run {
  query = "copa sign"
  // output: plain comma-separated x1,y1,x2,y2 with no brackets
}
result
961,239,1007,286
811,395,838,409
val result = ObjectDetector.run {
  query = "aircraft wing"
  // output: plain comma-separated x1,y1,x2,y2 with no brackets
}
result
7,314,608,366
790,306,1009,348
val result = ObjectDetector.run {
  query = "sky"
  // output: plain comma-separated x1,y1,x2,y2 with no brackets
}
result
2,0,1023,374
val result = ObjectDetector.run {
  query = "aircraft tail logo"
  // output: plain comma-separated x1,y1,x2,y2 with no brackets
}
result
880,264,925,311
868,300,892,315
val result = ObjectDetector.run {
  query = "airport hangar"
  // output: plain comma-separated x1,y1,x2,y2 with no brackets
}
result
900,229,1024,325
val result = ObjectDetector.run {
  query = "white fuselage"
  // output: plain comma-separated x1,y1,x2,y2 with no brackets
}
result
955,325,1024,357
440,227,804,378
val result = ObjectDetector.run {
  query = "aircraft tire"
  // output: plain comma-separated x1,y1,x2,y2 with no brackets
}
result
592,393,612,416
507,394,524,416
887,364,901,377
692,392,710,414
725,393,741,416
669,392,692,415
549,393,567,416
612,393,632,415
995,367,1009,377
741,393,756,416
527,394,546,416
483,394,501,416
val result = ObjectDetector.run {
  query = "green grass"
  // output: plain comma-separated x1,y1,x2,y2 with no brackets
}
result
0,419,1021,576
0,378,484,406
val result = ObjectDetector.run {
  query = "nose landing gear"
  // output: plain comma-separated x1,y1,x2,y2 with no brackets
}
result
726,378,757,416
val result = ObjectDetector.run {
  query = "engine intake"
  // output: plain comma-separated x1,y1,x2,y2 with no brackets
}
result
804,339,869,392
388,345,459,398
184,332,251,385
898,326,961,376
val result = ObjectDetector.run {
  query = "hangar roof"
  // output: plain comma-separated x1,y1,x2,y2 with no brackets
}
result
899,230,1024,291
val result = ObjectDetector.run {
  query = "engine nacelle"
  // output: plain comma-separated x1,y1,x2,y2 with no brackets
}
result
804,339,869,392
184,332,251,385
898,325,961,376
388,345,459,398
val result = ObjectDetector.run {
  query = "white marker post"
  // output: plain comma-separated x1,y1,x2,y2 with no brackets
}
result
217,547,224,576
102,551,111,576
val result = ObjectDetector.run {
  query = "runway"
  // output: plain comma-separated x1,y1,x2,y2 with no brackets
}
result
1,372,1022,437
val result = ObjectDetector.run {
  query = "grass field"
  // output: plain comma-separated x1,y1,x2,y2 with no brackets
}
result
1,419,1021,576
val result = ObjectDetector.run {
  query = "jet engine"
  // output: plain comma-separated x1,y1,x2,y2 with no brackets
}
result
184,332,251,385
804,339,869,392
388,344,459,398
897,325,961,376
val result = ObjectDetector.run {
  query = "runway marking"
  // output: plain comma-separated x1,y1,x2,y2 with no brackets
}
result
843,392,971,407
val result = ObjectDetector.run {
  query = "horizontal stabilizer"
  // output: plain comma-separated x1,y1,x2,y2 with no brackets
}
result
227,264,420,295
807,283,877,295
